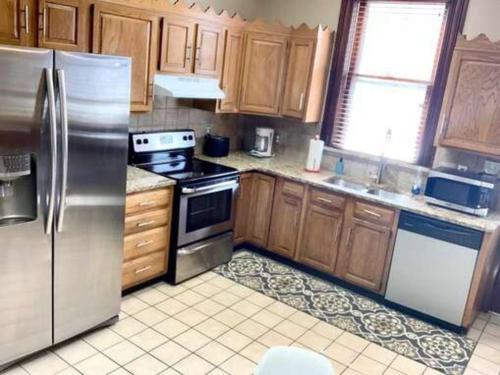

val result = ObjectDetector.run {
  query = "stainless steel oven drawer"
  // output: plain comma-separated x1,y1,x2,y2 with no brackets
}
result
176,232,233,283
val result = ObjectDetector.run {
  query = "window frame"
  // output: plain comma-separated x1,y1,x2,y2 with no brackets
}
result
320,0,470,166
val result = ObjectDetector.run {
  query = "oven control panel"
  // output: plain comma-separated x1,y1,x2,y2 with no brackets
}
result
131,131,195,153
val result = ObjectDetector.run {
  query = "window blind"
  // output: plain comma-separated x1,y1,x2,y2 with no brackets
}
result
331,0,448,163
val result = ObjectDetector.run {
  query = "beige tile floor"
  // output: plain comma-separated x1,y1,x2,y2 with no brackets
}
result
2,271,500,375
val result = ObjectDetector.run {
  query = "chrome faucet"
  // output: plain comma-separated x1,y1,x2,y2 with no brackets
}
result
374,129,392,185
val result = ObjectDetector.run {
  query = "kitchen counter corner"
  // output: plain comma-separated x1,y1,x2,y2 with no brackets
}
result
127,166,176,194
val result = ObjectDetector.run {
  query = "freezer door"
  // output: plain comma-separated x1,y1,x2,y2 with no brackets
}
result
53,51,131,343
0,46,54,366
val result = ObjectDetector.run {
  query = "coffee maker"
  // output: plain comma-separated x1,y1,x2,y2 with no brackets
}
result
249,127,275,158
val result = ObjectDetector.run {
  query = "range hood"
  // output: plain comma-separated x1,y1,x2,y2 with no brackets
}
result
154,74,225,99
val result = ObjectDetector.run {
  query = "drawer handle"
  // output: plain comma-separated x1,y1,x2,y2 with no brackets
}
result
139,200,157,207
137,220,155,228
363,209,382,218
135,265,152,274
136,240,154,248
317,197,333,204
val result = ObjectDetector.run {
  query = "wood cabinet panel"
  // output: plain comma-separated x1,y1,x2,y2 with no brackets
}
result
0,0,35,46
218,28,243,113
282,38,314,119
239,32,288,115
122,250,167,289
439,36,500,157
268,179,304,258
247,173,276,247
194,22,223,76
159,14,195,74
298,202,343,274
38,0,88,51
93,4,158,112
353,201,395,227
310,188,345,211
234,173,253,245
124,208,170,235
123,226,170,261
126,188,172,215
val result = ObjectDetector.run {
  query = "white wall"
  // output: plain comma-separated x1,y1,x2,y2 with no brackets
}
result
182,0,261,20
463,0,500,40
255,0,341,27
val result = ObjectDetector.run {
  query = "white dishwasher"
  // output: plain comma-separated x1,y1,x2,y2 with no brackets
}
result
385,211,483,326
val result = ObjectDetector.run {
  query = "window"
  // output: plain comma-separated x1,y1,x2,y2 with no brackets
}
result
321,0,469,164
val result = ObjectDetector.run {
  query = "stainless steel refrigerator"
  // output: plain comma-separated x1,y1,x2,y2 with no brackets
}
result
0,45,131,369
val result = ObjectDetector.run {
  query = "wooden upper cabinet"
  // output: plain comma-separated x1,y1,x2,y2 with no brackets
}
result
282,26,333,122
194,22,224,76
268,179,305,259
335,199,397,294
159,15,224,77
247,173,276,248
93,3,158,112
239,30,288,115
234,173,253,245
298,189,344,274
282,37,315,119
38,0,89,51
218,27,243,113
439,35,500,157
0,0,36,46
159,14,195,74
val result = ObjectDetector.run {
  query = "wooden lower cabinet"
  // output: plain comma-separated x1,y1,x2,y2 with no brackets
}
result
234,173,254,245
122,187,173,290
297,189,344,273
335,199,397,294
268,179,305,258
246,173,276,247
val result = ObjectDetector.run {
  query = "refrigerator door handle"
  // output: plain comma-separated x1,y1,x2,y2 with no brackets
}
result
56,69,69,233
45,68,58,235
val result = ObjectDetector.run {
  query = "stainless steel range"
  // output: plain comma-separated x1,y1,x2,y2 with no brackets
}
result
129,130,239,284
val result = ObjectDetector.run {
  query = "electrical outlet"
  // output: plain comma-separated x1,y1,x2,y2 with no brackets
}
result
484,160,500,175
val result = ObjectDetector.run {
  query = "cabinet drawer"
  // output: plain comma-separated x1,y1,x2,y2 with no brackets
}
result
282,180,305,198
124,226,170,261
126,188,171,215
354,201,395,227
310,188,345,210
125,208,170,235
122,251,167,289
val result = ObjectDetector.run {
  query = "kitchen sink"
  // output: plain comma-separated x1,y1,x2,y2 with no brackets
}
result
323,177,368,191
365,187,404,200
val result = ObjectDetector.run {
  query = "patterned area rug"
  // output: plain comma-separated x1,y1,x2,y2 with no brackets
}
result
214,250,475,375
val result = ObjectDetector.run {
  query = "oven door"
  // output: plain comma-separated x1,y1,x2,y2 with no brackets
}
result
178,177,239,246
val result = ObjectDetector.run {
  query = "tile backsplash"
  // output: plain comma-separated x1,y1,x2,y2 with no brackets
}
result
129,96,244,154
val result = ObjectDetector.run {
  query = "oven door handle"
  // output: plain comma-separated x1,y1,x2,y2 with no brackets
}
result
181,180,238,195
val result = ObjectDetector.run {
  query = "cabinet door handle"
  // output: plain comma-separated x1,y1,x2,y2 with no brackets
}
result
299,92,305,111
135,265,152,274
440,115,449,138
21,5,29,34
363,209,381,218
345,228,352,247
136,240,154,248
137,220,155,228
317,197,333,204
185,46,192,62
139,200,157,207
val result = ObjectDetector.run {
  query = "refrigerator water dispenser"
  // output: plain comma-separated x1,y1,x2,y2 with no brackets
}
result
0,154,36,226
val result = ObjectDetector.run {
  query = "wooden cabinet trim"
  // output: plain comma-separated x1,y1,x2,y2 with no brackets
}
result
159,14,196,74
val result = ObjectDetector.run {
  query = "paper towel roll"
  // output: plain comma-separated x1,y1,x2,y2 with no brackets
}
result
305,136,324,172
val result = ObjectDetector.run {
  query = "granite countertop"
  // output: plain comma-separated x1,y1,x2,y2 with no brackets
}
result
126,166,176,194
198,152,500,232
